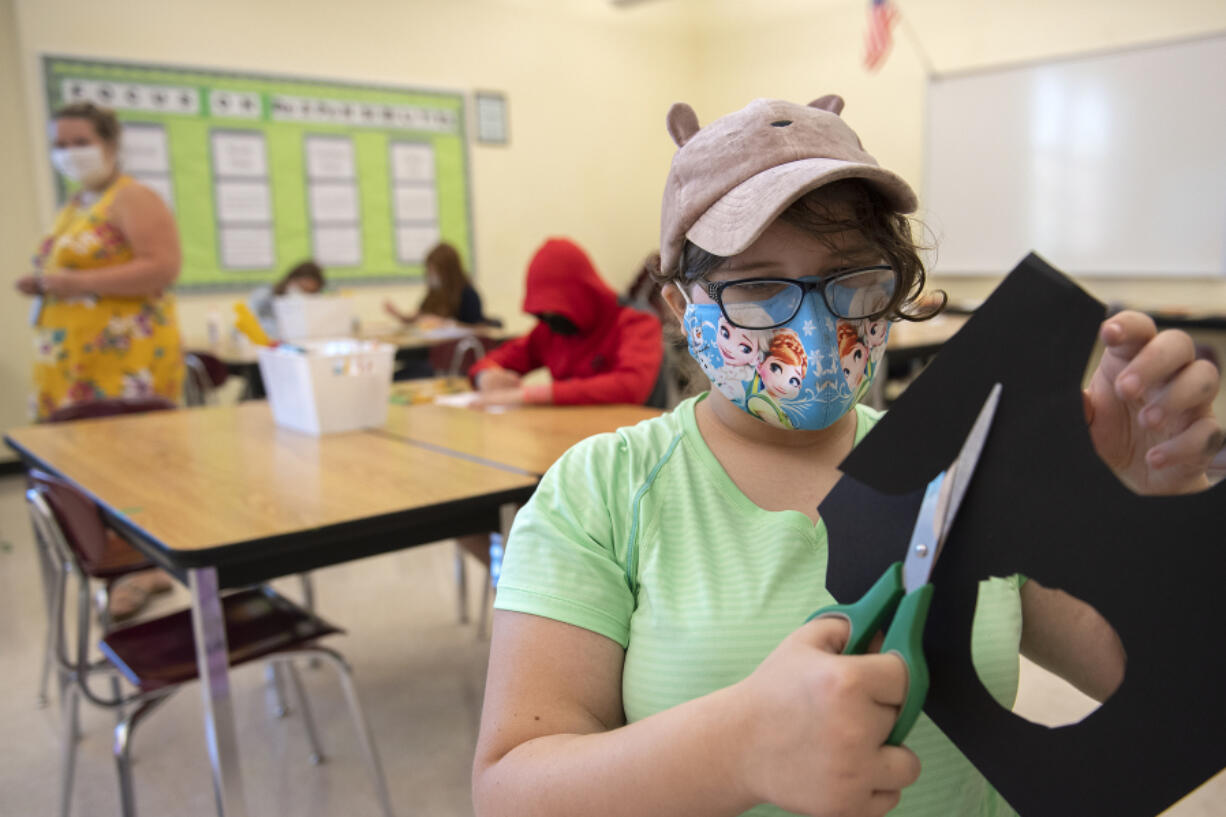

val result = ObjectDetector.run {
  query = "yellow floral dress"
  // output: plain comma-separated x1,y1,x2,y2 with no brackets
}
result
32,175,184,420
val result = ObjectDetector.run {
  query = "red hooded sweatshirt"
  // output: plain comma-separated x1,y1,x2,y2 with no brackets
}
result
469,238,663,405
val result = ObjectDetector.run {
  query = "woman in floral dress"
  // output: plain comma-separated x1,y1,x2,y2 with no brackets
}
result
16,102,183,420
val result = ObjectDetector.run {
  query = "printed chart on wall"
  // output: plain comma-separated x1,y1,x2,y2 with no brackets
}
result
43,56,473,290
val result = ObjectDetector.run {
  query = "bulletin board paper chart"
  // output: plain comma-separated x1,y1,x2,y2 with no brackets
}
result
43,56,473,290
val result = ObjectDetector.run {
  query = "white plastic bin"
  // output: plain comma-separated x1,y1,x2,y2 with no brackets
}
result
258,339,394,435
272,295,355,340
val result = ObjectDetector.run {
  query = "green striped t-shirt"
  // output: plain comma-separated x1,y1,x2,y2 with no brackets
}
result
495,393,1022,817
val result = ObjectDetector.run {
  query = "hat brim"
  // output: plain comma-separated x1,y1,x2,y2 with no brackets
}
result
685,158,918,260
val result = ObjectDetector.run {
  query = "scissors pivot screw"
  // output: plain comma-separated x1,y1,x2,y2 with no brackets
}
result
915,544,930,557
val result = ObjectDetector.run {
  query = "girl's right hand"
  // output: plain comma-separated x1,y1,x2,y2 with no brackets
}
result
732,617,921,817
477,367,522,391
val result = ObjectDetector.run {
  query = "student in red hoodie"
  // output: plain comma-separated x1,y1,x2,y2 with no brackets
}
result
468,238,664,407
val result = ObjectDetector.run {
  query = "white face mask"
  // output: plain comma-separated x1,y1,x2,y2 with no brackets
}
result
51,145,113,188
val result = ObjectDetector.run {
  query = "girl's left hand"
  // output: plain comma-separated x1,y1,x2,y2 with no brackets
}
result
1084,310,1222,495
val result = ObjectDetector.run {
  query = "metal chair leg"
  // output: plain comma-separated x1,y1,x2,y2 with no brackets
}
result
283,659,325,765
475,564,494,640
454,543,469,624
59,684,80,817
312,649,395,817
96,591,127,725
39,566,65,708
265,661,289,718
114,694,173,817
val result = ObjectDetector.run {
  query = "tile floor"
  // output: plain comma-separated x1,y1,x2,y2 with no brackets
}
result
0,474,1221,816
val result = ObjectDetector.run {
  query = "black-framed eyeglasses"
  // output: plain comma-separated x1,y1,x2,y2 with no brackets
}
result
701,265,899,330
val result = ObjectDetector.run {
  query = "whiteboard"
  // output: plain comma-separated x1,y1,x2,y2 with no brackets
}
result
923,34,1226,278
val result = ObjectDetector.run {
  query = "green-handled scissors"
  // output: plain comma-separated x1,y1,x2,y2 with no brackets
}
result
807,382,1002,746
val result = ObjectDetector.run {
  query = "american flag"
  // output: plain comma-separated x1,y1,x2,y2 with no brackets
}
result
864,0,899,71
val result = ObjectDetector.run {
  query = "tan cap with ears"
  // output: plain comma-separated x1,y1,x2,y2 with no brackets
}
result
659,95,917,276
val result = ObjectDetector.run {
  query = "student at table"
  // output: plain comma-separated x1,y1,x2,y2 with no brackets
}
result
471,95,1222,817
248,259,326,338
468,237,663,407
384,241,495,329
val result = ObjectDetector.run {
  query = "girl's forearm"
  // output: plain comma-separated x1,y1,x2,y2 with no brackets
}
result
474,683,757,817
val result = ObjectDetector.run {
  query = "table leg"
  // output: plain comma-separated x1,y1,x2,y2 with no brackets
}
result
188,567,250,817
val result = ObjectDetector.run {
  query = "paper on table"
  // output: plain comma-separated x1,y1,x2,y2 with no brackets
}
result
433,392,480,408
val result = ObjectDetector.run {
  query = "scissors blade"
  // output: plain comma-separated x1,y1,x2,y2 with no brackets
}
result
902,382,1002,592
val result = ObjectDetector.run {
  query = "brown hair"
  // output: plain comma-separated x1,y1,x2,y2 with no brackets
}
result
274,260,326,294
765,329,808,376
655,179,945,323
52,102,121,148
418,242,471,319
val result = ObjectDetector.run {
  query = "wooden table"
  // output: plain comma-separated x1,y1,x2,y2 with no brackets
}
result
6,402,537,817
5,397,657,816
381,402,662,476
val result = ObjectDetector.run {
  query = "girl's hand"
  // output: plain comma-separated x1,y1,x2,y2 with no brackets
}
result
471,388,525,409
1085,311,1222,494
733,617,920,817
476,367,522,392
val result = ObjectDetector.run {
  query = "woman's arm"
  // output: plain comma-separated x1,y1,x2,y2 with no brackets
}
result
383,299,416,324
1019,579,1125,702
43,183,180,298
474,610,917,817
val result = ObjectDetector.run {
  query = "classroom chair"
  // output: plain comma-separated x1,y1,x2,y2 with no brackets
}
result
26,470,395,817
33,397,177,709
42,395,320,710
427,333,503,378
183,350,230,406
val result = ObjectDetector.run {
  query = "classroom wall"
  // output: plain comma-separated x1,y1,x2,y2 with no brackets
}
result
1,0,42,443
1,0,699,460
5,0,1226,462
689,0,1226,310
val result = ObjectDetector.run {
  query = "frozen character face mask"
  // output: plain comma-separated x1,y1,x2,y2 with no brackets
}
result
679,280,891,430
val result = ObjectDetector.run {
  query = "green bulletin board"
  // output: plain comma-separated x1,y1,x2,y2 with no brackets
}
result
43,55,473,290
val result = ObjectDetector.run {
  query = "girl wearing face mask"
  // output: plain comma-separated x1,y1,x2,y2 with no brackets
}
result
248,259,327,339
16,102,184,422
472,96,1219,817
383,241,491,330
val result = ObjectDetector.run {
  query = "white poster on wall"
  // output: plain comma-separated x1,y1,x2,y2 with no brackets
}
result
211,131,268,178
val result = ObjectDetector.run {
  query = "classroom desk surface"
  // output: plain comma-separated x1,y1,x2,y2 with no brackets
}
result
382,401,663,476
5,401,537,583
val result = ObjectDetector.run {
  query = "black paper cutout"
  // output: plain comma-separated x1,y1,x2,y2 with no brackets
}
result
820,254,1225,816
